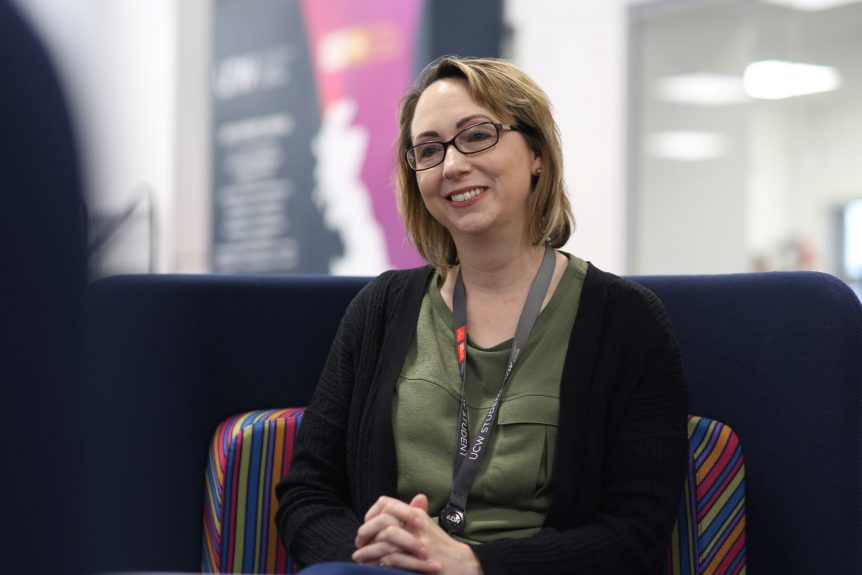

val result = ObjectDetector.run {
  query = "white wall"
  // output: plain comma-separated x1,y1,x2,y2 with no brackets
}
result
506,0,637,273
173,0,212,273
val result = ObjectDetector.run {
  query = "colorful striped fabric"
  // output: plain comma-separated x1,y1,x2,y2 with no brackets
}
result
663,415,747,575
203,411,744,574
202,408,305,574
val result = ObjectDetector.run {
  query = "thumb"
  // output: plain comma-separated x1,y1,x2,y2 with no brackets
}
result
409,493,429,513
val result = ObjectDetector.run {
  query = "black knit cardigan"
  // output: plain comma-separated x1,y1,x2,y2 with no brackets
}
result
276,262,688,575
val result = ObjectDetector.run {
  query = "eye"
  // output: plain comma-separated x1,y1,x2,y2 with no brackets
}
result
464,127,495,142
417,143,443,160
457,124,498,150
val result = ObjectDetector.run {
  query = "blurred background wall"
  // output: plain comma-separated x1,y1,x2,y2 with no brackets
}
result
13,0,862,294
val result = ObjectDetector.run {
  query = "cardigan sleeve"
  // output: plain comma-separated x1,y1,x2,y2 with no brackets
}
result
472,278,689,574
274,267,429,568
274,286,370,566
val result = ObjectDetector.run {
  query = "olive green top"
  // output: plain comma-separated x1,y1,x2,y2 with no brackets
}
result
393,253,588,543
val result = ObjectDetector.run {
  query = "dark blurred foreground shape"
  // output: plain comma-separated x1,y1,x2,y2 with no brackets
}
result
0,2,85,573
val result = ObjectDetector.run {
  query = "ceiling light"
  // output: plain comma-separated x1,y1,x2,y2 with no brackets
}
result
759,0,862,11
645,131,727,162
743,60,842,99
654,73,749,106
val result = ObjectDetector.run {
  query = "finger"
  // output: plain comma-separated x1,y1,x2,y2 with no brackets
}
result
409,493,429,513
357,498,428,548
351,540,402,563
355,513,401,548
371,522,429,559
364,495,402,522
379,499,428,530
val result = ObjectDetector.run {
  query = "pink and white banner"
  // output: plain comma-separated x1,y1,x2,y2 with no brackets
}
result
300,0,425,272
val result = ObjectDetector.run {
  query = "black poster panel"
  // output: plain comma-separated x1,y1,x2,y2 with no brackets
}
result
212,0,340,273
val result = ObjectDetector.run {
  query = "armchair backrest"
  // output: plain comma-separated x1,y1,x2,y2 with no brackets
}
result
635,272,862,573
82,271,862,573
81,274,366,573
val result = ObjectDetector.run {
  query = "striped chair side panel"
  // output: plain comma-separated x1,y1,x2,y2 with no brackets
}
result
203,408,305,574
663,453,697,575
691,416,746,575
663,416,747,575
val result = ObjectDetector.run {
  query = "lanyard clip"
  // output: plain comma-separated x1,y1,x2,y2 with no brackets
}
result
439,504,466,535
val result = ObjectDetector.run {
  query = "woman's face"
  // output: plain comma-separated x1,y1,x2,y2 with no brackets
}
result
410,78,541,245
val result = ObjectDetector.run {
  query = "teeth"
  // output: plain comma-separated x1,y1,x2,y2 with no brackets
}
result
449,188,483,202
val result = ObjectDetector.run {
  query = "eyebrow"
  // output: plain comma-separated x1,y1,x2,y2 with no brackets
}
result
413,114,493,141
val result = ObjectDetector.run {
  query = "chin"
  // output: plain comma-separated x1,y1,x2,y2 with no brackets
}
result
447,218,495,237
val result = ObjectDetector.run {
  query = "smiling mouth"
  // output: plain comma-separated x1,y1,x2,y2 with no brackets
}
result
447,188,484,202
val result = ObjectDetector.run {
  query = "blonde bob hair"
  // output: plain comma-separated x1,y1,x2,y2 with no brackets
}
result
395,55,574,273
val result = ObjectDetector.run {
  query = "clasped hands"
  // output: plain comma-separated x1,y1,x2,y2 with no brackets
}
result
352,494,482,574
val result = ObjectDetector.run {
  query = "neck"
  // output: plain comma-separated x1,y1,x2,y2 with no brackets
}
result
455,238,546,294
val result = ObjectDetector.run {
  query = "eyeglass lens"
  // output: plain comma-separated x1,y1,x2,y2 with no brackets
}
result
408,122,501,170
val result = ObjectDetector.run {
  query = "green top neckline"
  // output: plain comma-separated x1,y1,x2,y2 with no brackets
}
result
428,252,576,352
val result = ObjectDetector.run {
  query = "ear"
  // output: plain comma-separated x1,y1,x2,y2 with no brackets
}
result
531,155,543,176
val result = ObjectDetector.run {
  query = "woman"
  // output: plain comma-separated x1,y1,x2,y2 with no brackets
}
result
276,56,688,575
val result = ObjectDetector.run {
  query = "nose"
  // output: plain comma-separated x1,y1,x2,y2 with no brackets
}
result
441,143,471,179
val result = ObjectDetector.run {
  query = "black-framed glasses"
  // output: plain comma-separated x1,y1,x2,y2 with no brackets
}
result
405,122,515,171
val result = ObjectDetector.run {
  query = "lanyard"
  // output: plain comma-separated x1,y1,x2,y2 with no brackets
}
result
439,244,556,535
